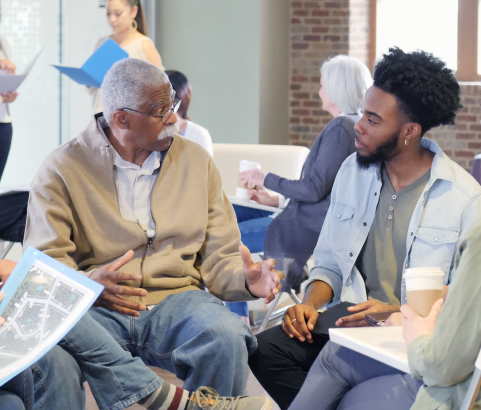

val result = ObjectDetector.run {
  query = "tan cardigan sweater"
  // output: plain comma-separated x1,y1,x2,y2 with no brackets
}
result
24,115,255,305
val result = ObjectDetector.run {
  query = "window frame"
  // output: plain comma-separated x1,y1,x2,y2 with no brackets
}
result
369,0,480,81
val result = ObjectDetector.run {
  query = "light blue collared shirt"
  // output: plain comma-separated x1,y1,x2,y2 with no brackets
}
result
309,139,481,308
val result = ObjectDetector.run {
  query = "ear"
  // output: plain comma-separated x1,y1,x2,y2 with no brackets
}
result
131,5,138,19
403,122,422,144
112,110,129,130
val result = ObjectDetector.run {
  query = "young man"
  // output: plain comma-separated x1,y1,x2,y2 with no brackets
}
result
249,47,481,410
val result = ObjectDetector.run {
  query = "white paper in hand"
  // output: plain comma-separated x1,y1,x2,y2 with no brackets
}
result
0,48,42,94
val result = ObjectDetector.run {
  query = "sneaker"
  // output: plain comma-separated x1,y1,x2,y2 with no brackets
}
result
186,386,273,410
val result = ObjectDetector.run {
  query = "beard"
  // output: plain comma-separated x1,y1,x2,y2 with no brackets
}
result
157,122,180,140
356,131,401,170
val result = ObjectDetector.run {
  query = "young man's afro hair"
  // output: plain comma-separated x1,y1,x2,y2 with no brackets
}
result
373,47,462,135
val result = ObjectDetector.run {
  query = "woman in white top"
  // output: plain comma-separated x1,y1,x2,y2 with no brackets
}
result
165,70,214,156
0,33,19,182
91,0,164,114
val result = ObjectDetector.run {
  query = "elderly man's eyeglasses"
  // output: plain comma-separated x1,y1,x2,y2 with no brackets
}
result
121,98,182,123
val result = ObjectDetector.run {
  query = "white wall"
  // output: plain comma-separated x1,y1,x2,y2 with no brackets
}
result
156,0,262,145
61,0,111,144
1,0,61,187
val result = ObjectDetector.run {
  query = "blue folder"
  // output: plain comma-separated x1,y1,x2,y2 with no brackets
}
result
53,39,128,88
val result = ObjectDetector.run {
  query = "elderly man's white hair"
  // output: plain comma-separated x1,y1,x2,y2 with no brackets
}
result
320,55,373,115
101,59,170,123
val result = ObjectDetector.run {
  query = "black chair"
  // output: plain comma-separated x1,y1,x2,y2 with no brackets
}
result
0,191,29,259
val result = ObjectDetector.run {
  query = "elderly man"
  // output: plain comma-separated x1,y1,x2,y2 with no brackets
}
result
21,59,282,410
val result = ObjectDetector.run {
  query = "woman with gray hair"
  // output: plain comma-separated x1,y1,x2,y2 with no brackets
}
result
242,55,372,410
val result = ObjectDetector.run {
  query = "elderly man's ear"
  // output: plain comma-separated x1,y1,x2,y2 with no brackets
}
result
112,110,129,130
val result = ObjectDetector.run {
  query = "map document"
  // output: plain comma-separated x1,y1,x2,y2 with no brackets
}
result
0,247,103,386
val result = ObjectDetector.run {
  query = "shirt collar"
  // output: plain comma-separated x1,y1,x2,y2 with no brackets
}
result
113,150,161,175
372,138,453,183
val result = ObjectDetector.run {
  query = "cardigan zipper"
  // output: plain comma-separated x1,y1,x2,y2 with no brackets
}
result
140,237,154,277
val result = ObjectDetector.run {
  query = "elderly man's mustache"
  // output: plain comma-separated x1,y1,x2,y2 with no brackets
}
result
158,123,180,140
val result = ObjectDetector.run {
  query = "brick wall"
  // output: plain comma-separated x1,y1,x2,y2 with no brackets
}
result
288,0,480,172
289,0,350,148
426,85,481,171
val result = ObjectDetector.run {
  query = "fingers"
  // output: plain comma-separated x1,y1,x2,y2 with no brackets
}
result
239,245,254,269
281,312,304,341
428,298,444,319
107,284,147,297
96,299,143,317
114,271,142,283
335,312,368,327
108,250,134,272
347,300,374,312
400,304,418,319
100,291,146,313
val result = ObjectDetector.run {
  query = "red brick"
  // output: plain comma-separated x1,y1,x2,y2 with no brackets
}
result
455,150,476,158
470,124,481,131
325,2,343,8
292,1,302,8
292,109,309,116
304,35,321,42
312,110,324,116
468,142,481,149
293,9,309,17
292,43,309,50
290,134,300,141
290,84,301,90
302,118,321,124
291,18,302,24
312,10,329,17
290,117,301,124
304,2,320,8
323,35,341,41
291,101,300,107
303,100,321,107
293,92,310,99
304,18,322,25
292,75,309,82
312,26,329,33
455,133,476,140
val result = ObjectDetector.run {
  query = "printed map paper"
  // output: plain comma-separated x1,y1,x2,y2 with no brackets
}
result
0,247,103,386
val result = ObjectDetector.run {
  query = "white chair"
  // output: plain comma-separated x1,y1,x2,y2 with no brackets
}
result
212,143,310,329
460,347,481,410
212,143,309,197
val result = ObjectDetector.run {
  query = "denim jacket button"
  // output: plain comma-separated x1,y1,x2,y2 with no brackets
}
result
349,252,353,257
434,237,439,242
337,214,341,218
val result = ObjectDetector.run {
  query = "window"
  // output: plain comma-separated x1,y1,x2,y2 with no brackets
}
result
372,0,480,81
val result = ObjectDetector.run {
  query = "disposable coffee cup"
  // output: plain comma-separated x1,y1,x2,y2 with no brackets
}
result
236,160,261,201
404,267,444,317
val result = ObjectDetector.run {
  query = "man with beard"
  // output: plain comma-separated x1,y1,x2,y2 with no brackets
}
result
21,58,283,410
249,47,481,410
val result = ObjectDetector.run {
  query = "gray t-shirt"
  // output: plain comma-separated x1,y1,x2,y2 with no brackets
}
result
356,166,430,305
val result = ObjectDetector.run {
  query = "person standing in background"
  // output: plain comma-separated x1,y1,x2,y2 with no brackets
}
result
90,0,164,114
165,70,214,156
0,13,19,182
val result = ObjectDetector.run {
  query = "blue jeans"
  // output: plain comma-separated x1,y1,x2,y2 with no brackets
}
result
33,291,256,410
232,204,273,253
288,341,422,410
32,312,161,410
0,370,34,410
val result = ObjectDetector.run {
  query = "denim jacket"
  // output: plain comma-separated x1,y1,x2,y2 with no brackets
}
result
308,139,481,308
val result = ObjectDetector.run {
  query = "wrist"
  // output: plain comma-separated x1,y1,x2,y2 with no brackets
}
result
245,280,257,298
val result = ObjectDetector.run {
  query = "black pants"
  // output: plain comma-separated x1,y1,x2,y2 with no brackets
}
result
249,325,329,410
0,122,13,181
0,191,28,243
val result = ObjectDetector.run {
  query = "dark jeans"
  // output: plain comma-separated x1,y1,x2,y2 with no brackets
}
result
0,191,29,243
249,325,329,410
0,122,13,181
0,370,34,410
